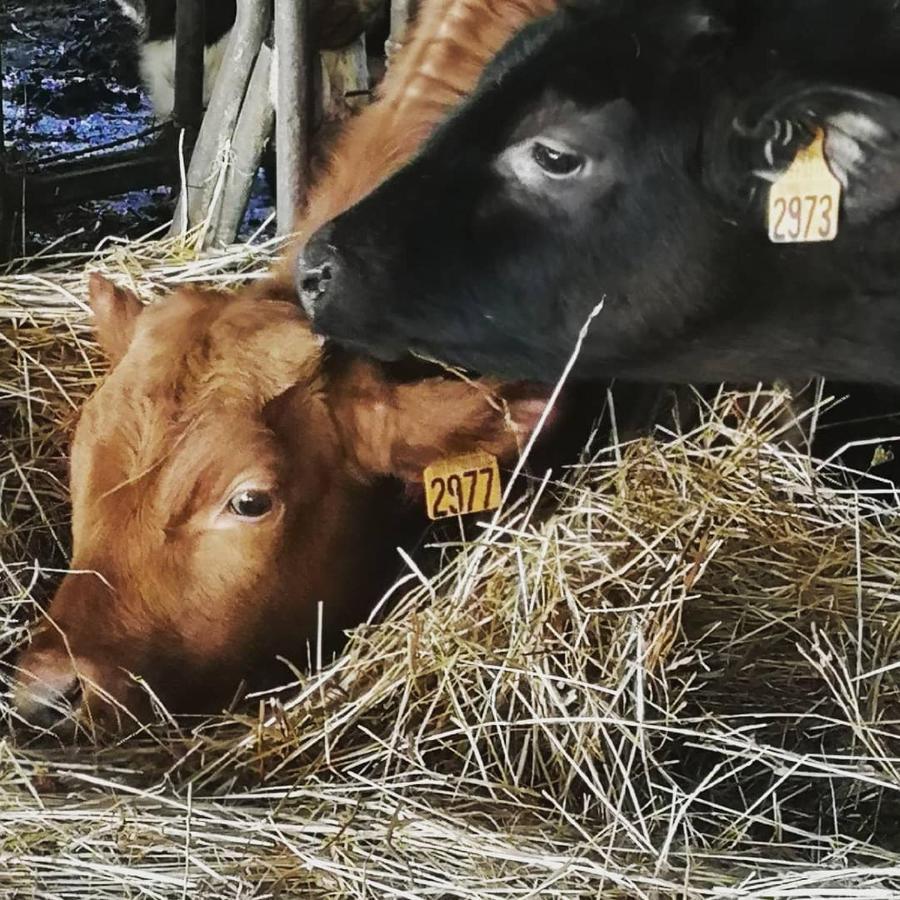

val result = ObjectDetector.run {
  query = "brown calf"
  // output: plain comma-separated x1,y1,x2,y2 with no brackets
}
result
13,276,545,730
13,0,558,732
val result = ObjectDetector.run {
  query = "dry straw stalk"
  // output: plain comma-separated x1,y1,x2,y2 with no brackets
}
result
1,235,899,898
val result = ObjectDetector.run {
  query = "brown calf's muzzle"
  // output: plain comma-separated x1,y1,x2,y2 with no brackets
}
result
13,638,144,735
14,596,268,737
14,618,237,736
13,570,143,733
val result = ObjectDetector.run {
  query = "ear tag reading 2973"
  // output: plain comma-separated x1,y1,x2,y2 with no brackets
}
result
768,128,841,243
423,451,502,521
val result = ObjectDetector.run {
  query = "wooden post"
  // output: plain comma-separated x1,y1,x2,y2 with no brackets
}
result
210,44,276,246
0,30,7,262
173,0,205,135
170,0,271,235
0,20,6,153
386,0,414,64
275,0,313,235
321,36,370,121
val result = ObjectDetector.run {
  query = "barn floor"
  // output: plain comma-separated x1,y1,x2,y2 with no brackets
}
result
1,239,899,894
1,1,273,257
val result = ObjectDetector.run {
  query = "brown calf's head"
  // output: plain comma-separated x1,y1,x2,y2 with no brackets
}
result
13,274,547,734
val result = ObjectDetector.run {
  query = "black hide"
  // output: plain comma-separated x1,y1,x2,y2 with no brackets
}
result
299,0,900,387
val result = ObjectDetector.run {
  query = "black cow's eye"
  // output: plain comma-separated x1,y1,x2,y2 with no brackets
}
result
531,141,584,178
228,489,273,519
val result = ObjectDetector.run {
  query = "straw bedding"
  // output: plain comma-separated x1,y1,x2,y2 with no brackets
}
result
1,235,899,898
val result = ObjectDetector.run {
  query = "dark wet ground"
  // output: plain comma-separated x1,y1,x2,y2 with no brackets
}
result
1,0,273,256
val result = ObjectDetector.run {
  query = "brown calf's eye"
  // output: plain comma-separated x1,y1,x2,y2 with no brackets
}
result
531,141,584,177
228,490,273,518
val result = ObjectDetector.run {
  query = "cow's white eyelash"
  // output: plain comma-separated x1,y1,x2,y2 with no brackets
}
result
498,138,591,190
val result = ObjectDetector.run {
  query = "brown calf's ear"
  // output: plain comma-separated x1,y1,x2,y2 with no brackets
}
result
331,360,552,484
87,273,144,364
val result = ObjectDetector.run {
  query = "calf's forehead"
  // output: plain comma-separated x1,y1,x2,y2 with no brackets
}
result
71,290,320,504
82,289,319,424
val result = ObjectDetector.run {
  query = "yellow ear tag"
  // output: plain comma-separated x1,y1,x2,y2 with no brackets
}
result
768,128,842,243
423,451,502,520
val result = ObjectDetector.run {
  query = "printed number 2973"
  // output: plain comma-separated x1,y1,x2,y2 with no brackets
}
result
770,194,834,243
767,128,841,244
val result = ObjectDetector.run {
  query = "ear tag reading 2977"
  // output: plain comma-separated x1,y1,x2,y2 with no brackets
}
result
768,128,842,243
423,451,502,520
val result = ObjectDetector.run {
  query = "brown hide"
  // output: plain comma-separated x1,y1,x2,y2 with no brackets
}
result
17,289,380,727
13,0,557,733
14,282,545,730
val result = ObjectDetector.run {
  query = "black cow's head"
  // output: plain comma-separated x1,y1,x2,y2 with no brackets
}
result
299,0,900,385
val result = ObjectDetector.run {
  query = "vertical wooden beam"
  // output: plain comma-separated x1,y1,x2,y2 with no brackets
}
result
173,0,206,135
210,44,276,246
275,0,313,235
0,19,6,153
0,22,9,262
321,36,370,121
170,0,270,236
386,0,414,64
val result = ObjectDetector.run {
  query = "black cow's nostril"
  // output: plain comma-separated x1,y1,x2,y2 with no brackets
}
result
296,227,340,321
298,258,339,320
300,262,332,297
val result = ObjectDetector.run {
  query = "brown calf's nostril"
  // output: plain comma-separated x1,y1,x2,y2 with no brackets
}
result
13,667,86,731
62,677,84,710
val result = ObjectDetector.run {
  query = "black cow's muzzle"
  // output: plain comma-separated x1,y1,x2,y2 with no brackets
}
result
296,229,339,322
295,222,408,363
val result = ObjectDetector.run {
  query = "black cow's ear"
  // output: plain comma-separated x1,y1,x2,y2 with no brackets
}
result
562,0,731,43
707,84,900,226
664,5,732,46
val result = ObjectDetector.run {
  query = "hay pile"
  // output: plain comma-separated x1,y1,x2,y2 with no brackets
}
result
2,237,900,898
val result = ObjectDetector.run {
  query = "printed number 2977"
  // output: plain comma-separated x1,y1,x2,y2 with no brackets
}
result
429,466,495,519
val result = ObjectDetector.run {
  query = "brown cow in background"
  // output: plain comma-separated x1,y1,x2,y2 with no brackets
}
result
13,0,559,734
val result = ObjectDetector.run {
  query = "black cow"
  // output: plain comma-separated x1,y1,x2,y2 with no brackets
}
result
297,0,900,387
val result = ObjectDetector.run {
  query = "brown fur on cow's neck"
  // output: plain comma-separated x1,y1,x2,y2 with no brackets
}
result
13,0,560,731
263,0,559,292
